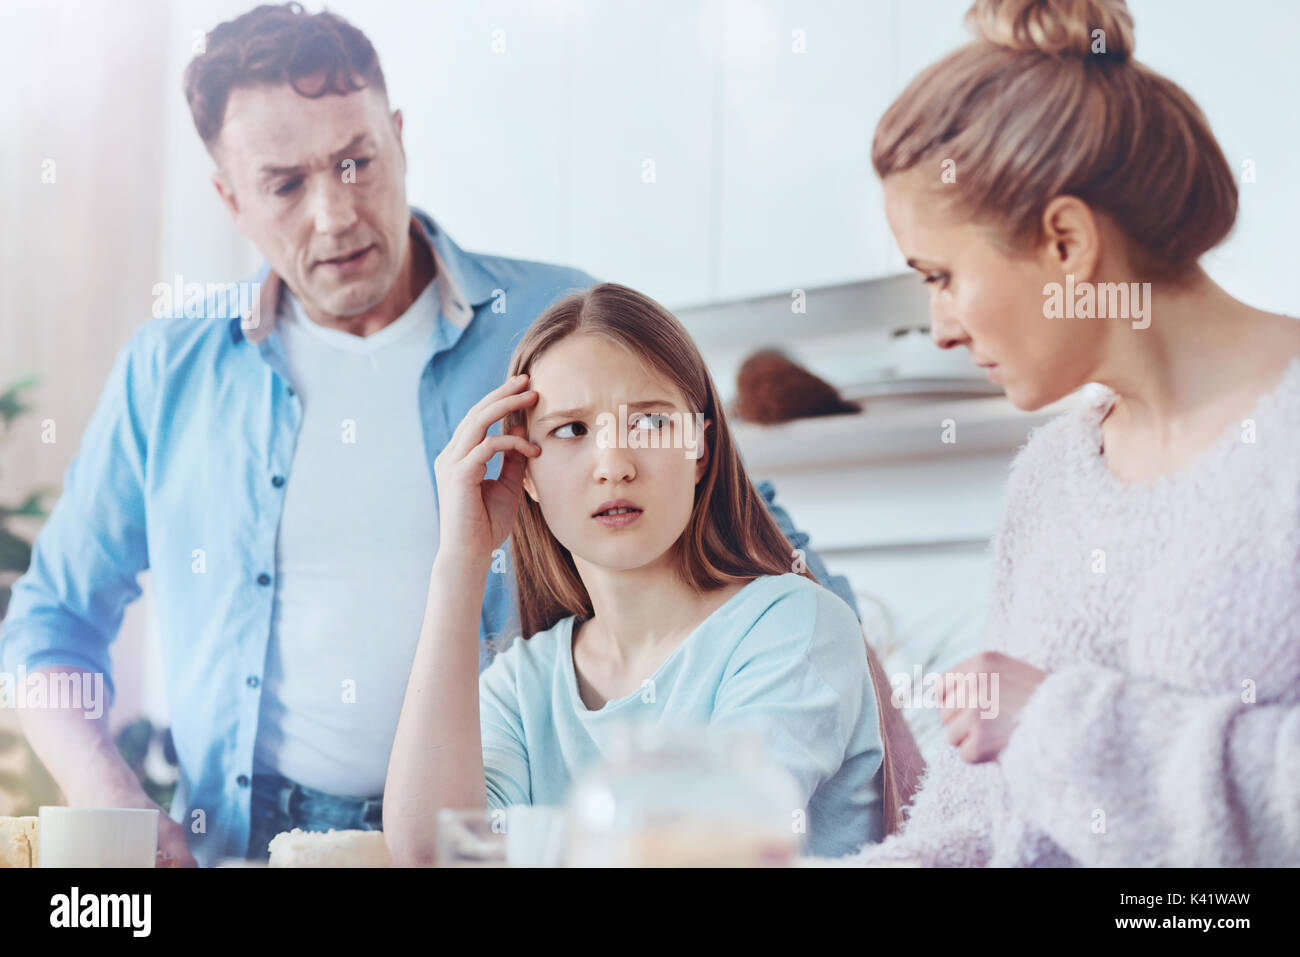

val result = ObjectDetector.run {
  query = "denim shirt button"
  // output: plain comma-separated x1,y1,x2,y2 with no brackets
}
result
256,573,271,586
271,475,285,488
236,774,249,787
246,675,260,689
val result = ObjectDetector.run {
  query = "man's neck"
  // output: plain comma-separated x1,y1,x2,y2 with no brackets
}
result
298,221,436,337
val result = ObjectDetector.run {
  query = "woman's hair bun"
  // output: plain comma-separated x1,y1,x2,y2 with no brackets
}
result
965,0,1134,60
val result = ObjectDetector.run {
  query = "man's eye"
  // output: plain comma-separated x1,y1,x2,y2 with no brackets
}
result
275,178,302,196
553,421,587,439
632,413,670,430
341,157,373,173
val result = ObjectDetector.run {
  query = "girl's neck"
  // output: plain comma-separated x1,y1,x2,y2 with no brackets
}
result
574,558,743,666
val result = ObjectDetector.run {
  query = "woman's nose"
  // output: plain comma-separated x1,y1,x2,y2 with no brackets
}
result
929,310,968,350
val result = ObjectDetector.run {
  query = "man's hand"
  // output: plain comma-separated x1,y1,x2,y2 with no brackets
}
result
938,651,1048,763
98,782,199,868
154,814,199,867
13,672,200,866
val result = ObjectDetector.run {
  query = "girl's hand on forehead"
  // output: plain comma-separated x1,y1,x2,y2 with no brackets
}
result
434,373,542,559
443,373,539,460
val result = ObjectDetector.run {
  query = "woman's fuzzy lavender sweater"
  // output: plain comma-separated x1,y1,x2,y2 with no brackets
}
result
851,357,1300,867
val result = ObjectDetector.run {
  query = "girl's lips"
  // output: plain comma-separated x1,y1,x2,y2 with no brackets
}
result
593,507,643,528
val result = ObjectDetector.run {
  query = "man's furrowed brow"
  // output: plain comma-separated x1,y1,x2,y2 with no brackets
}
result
329,133,372,163
258,133,372,178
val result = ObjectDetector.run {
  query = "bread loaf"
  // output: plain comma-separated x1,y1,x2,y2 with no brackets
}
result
266,828,390,867
0,816,40,868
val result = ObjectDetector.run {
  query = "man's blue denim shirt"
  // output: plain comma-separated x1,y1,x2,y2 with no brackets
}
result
0,207,858,866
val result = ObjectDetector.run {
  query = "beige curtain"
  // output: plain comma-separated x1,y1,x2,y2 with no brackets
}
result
0,0,172,808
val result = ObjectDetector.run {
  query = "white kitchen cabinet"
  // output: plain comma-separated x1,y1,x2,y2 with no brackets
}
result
563,2,719,307
1129,0,1300,315
713,0,899,302
368,2,574,269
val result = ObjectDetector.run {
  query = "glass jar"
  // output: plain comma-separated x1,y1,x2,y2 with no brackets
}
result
562,718,804,867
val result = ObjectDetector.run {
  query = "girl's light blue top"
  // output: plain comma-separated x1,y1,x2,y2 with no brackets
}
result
478,573,885,857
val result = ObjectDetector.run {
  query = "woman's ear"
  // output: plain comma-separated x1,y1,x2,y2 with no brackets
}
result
522,472,540,503
1039,195,1101,281
693,417,712,483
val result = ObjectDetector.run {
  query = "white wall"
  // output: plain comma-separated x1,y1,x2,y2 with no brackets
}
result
157,0,1300,314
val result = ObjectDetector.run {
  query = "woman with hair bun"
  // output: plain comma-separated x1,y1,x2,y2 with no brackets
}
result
850,0,1300,866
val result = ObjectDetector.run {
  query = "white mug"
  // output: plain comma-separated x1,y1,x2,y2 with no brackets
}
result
38,807,160,868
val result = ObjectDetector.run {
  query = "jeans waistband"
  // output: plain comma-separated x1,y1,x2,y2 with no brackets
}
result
255,770,384,822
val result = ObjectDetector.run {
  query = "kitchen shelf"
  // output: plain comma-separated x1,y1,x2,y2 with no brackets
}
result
677,272,929,355
732,391,1084,473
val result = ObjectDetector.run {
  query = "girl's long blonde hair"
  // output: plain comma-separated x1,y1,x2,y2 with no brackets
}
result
503,282,920,836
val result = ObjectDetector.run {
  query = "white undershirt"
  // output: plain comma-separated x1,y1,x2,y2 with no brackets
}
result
254,279,441,797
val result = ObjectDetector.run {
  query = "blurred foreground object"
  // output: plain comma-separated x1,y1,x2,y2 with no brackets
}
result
564,722,802,866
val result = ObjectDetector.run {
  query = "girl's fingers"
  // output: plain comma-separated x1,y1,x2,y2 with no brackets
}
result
495,437,531,499
445,375,527,453
446,385,539,462
474,373,530,413
458,433,541,475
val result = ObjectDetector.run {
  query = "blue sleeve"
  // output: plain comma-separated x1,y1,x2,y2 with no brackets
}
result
0,329,158,708
478,637,532,809
710,583,870,824
756,479,860,620
478,540,518,673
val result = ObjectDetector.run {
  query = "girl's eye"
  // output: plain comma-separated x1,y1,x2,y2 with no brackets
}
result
553,421,587,439
631,413,670,431
922,272,950,290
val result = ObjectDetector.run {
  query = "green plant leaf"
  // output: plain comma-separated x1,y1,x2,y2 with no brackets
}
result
0,527,32,574
115,718,151,771
0,377,39,429
0,490,48,520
